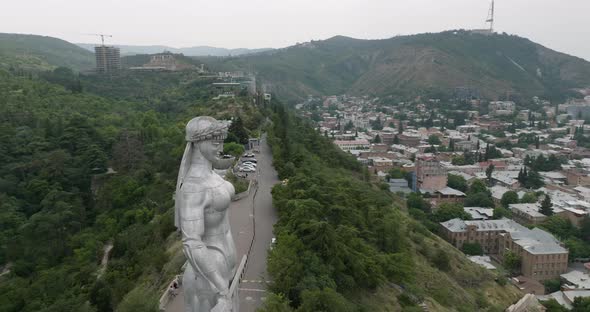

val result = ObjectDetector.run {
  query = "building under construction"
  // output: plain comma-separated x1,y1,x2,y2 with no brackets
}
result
94,46,121,73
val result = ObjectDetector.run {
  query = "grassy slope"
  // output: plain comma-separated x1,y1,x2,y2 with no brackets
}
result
213,31,590,103
350,211,522,311
0,33,95,71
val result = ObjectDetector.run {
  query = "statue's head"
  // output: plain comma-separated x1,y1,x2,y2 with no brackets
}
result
185,116,233,168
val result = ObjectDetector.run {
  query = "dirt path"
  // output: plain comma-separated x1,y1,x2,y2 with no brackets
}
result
97,242,114,279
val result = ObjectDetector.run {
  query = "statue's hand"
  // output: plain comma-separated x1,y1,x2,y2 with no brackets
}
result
211,294,232,312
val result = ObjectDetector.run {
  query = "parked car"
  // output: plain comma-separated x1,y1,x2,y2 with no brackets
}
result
242,162,256,167
243,153,255,158
239,167,255,172
270,237,276,250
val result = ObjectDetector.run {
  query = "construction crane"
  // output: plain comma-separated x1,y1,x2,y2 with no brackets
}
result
86,33,113,46
485,0,495,33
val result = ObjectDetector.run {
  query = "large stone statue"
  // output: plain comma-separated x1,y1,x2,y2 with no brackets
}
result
175,116,238,312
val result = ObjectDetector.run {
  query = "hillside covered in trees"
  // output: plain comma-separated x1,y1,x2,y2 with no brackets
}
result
259,103,522,311
207,31,590,104
0,67,263,312
0,33,95,72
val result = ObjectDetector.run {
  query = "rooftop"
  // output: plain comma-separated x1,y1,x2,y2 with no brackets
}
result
441,218,525,233
510,228,568,255
437,187,466,197
508,203,545,218
464,207,494,220
561,270,590,290
468,255,496,270
441,218,567,255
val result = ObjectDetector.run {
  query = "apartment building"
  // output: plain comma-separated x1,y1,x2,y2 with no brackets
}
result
499,228,568,281
415,154,447,191
94,46,121,73
441,218,568,281
508,203,547,226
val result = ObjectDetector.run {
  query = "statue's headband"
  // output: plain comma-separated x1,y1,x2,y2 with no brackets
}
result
186,121,229,142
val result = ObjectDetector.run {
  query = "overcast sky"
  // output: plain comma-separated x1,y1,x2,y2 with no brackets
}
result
1,0,589,60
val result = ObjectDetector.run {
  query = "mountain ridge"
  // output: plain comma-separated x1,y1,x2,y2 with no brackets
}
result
0,33,95,71
210,31,590,103
76,43,273,57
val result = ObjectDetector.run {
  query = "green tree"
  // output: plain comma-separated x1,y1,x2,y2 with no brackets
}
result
540,195,554,216
433,249,451,271
572,297,590,312
543,278,561,294
520,192,538,203
469,179,489,195
485,164,495,184
462,242,483,255
371,116,383,130
501,191,519,208
447,174,467,192
465,192,494,208
343,120,354,131
373,134,382,143
298,288,354,312
226,116,249,145
90,279,113,312
223,142,245,158
503,251,521,275
258,293,294,312
451,155,466,165
428,134,441,145
493,206,512,219
407,193,430,213
116,286,158,312
431,203,470,222
387,167,405,180
580,216,590,241
424,145,437,153
542,298,568,312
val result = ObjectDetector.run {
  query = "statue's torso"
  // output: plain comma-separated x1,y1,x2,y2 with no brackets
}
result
180,171,237,280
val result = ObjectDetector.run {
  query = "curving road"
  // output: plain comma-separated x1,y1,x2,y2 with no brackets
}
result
237,135,279,312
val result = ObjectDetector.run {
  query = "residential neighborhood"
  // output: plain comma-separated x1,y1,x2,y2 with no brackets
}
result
298,93,590,310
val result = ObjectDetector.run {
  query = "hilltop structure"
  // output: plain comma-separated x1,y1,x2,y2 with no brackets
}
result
132,52,195,71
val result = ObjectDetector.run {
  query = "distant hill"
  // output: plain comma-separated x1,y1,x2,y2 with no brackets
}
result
76,43,273,57
212,31,590,103
0,33,95,71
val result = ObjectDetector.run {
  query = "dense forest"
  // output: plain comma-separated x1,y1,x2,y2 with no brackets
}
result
259,102,521,311
0,67,262,312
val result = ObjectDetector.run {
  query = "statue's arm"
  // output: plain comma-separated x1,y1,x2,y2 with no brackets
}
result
178,191,229,295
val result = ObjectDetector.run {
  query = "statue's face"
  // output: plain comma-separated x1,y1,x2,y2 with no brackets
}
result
199,139,223,163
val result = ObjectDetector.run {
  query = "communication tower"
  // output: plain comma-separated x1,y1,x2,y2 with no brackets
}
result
485,0,495,33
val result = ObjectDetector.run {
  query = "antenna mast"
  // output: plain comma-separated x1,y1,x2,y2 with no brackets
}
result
486,0,495,33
